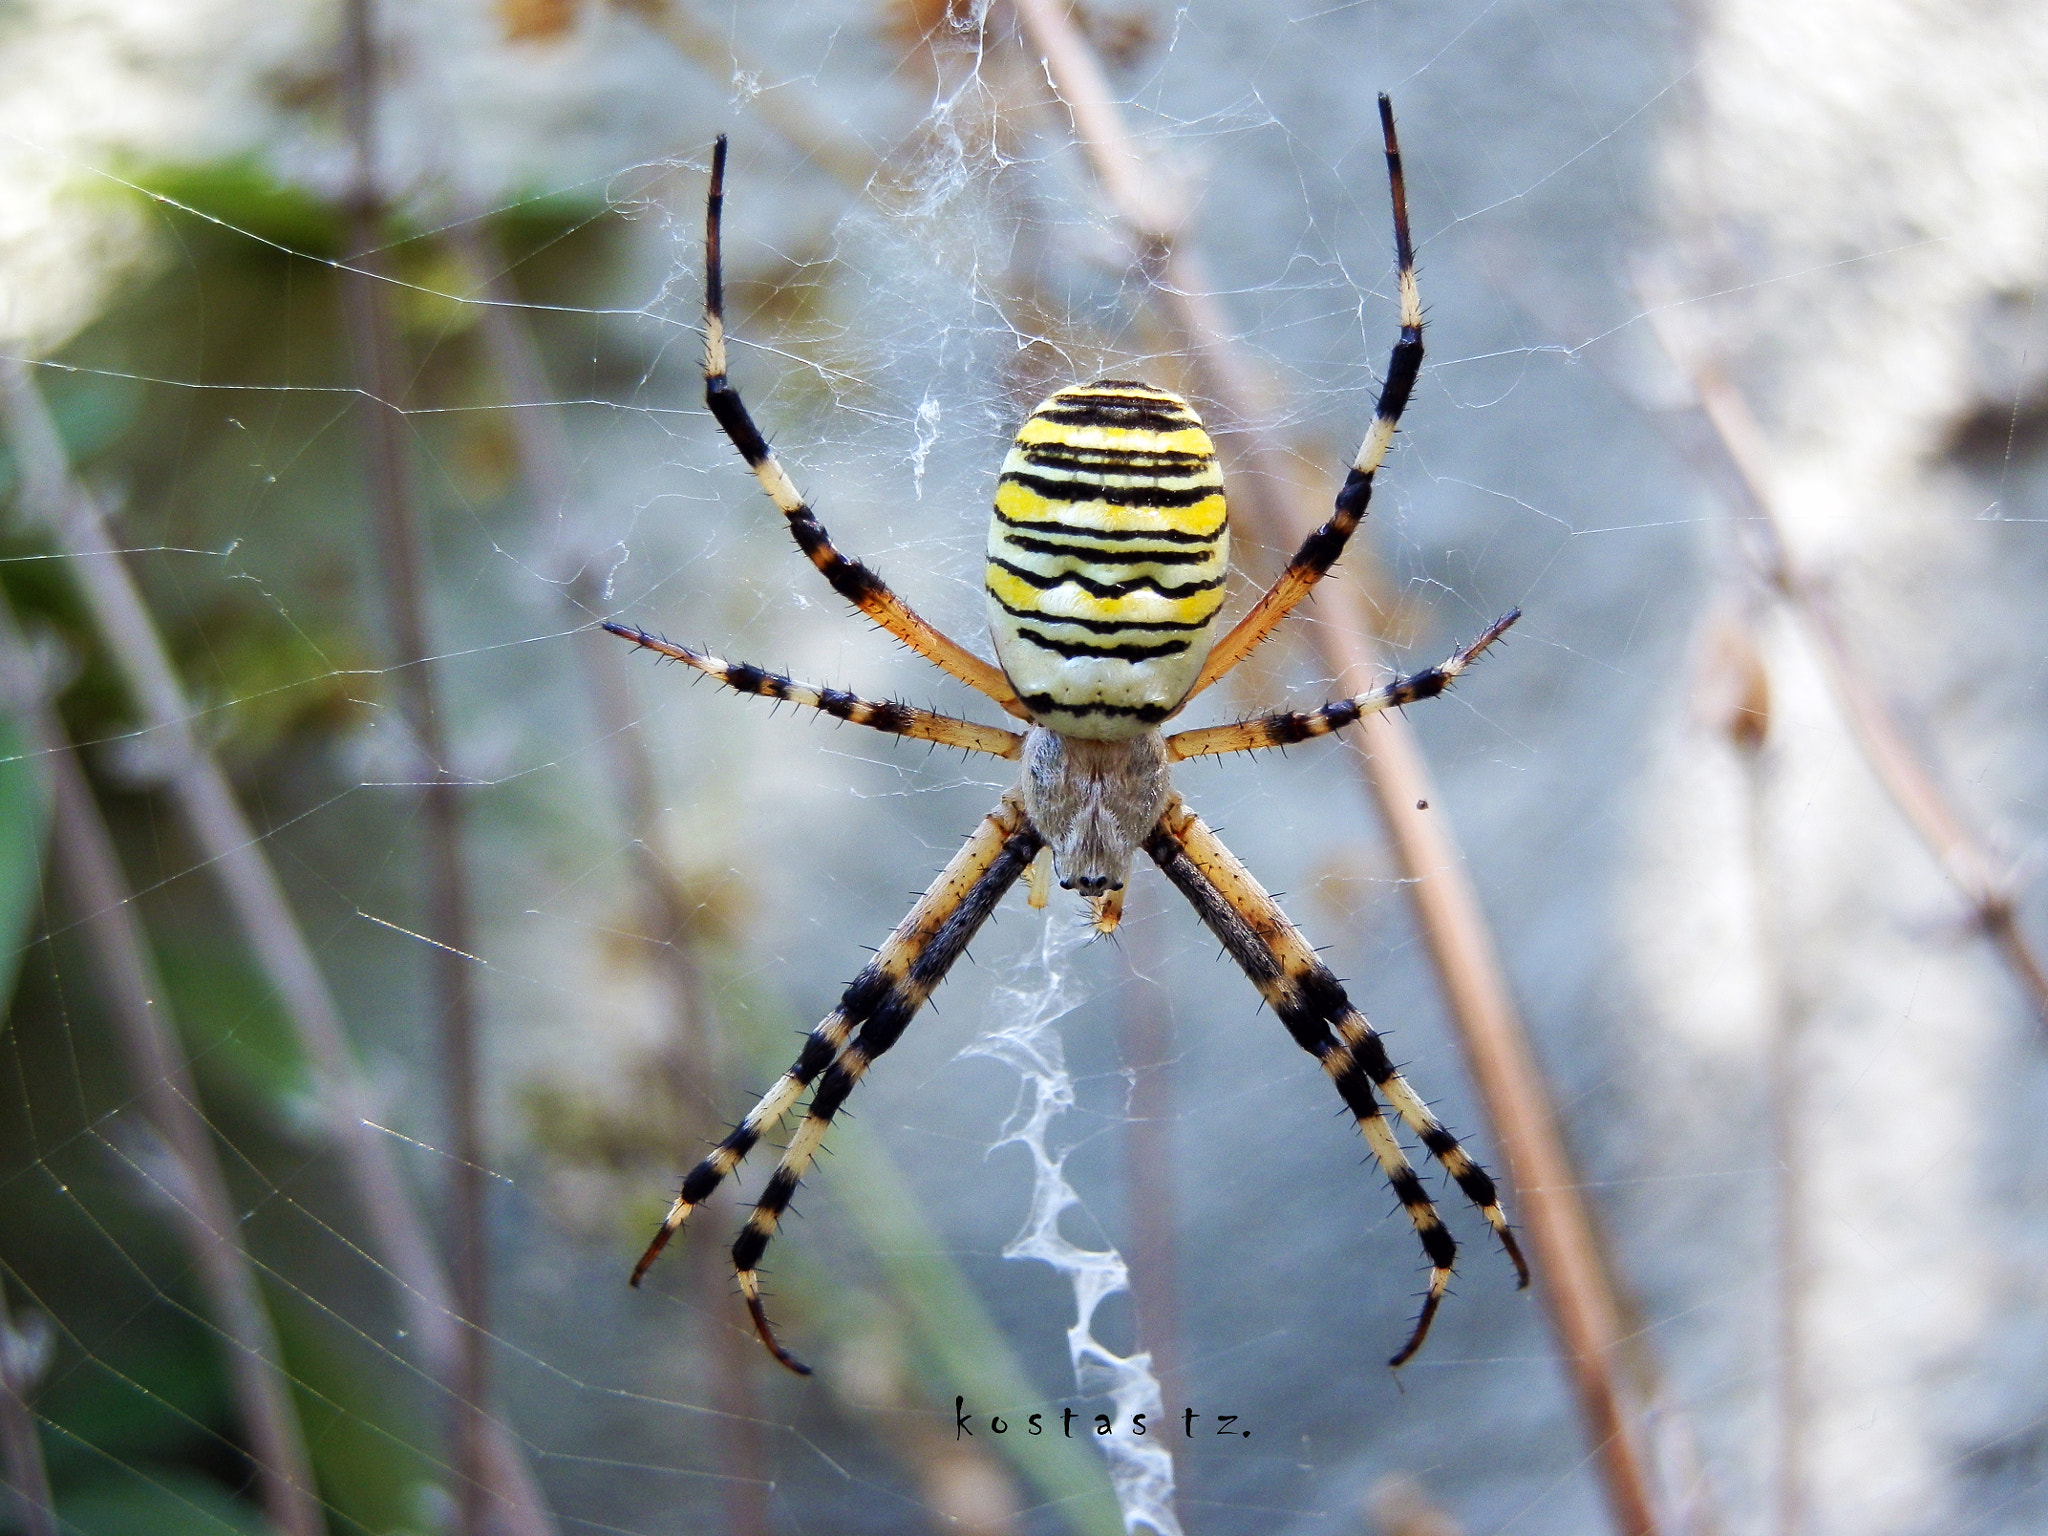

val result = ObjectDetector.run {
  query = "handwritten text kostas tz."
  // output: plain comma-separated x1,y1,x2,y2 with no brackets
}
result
955,1398,1250,1441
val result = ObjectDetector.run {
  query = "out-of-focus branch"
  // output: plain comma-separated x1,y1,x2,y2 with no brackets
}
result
1008,5,1664,1533
1706,616,1810,1536
439,209,773,1536
638,1,883,191
0,358,556,1536
1662,350,2048,1036
1118,888,1180,1408
0,623,56,1536
1368,1474,1465,1536
7,629,322,1536
337,5,496,1530
0,1277,57,1536
436,225,701,949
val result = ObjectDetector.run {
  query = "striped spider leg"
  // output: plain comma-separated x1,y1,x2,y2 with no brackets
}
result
602,625,1028,1369
698,135,1030,722
1165,609,1520,762
627,790,1042,1375
1177,93,1426,709
1144,798,1530,1366
599,625,1126,933
601,624,1025,759
612,94,1525,1373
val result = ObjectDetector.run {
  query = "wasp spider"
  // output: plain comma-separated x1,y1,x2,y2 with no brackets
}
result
606,97,1528,1375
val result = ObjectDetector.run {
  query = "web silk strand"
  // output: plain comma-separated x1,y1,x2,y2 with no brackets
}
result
963,914,1181,1536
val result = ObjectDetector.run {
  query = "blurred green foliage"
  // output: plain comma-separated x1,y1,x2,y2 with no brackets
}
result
0,713,47,1012
1,152,614,1536
2,134,1120,1536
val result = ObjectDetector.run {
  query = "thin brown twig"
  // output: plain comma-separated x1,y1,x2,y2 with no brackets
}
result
337,5,494,1529
13,661,323,1536
441,212,775,1536
1007,4,1665,1531
1117,885,1181,1410
1648,319,2048,1036
640,1,883,192
1711,622,1809,1536
0,360,556,1534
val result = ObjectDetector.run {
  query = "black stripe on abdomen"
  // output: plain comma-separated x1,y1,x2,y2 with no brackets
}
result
1013,627,1194,661
988,557,1225,600
992,508,1220,545
988,592,1217,634
1000,531,1218,565
999,470,1224,510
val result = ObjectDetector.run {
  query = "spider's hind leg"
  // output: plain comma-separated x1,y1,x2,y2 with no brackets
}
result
629,1017,848,1287
1144,796,1523,1366
632,791,1044,1374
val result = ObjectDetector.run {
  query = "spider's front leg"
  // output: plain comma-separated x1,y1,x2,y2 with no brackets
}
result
1178,94,1424,708
1144,796,1526,1366
632,790,1043,1375
699,136,1028,719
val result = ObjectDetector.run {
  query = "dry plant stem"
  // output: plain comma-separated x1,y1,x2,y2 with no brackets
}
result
1737,698,1807,1536
1117,886,1181,1403
444,222,773,1536
1683,365,2048,1035
0,371,556,1529
1341,592,1658,1536
0,363,452,1296
442,227,706,1033
443,229,720,1109
32,707,322,1536
1010,5,1663,1532
643,2,881,192
0,1280,57,1536
338,3,491,1528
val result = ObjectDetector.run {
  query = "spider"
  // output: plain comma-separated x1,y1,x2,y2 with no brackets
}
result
606,96,1528,1375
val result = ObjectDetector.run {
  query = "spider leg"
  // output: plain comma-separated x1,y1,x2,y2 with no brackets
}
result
1024,845,1054,909
603,622,1025,758
1164,610,1519,762
1177,95,1420,708
1143,796,1526,1367
701,137,1029,719
632,791,1044,1375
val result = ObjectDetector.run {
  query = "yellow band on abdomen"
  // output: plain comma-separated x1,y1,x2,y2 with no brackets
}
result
986,381,1228,738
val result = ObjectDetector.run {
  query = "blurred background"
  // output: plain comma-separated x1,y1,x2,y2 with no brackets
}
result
3,2,2046,1534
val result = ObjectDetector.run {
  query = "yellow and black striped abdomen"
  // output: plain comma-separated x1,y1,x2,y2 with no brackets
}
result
986,381,1228,738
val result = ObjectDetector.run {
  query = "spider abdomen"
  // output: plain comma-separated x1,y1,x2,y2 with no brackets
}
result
986,380,1228,738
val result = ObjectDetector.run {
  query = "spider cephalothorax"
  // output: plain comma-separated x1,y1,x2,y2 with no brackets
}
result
1019,725,1169,901
605,98,1527,1376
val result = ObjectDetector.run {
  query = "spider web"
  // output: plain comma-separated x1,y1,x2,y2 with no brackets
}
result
5,3,2048,1536
964,910,1179,1536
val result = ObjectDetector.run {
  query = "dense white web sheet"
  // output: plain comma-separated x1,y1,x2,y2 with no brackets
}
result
3,4,2048,1536
965,912,1179,1536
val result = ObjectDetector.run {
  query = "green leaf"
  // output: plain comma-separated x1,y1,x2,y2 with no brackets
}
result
0,709,49,1017
271,1302,438,1536
53,1468,273,1536
155,942,311,1112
